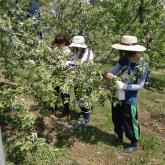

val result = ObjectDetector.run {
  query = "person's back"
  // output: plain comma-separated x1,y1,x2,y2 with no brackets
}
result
71,47,94,64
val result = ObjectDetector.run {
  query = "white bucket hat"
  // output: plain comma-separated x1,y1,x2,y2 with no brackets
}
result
112,35,146,52
69,35,87,48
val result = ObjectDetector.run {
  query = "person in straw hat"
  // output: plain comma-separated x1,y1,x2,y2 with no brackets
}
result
107,35,148,154
69,35,94,126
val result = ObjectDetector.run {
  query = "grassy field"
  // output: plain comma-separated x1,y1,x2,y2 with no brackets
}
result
5,66,165,165
38,67,165,165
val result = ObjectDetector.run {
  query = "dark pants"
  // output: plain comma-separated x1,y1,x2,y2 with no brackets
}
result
112,102,140,143
55,86,70,112
79,107,90,124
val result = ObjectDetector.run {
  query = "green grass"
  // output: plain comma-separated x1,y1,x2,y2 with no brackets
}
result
5,65,165,165
138,71,165,124
58,69,165,165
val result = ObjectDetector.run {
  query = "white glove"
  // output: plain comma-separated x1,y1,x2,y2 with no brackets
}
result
66,61,71,66
115,80,127,90
66,60,75,67
117,89,125,100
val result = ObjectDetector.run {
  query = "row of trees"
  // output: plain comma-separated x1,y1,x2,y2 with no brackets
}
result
0,0,165,164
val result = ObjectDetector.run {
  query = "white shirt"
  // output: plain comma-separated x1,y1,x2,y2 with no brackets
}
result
66,48,94,67
79,48,94,64
73,48,94,64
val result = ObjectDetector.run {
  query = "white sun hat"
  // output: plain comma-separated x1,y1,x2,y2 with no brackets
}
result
112,35,146,52
69,35,87,48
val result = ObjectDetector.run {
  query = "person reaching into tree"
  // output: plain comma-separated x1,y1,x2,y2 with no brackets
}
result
53,34,71,115
69,35,94,126
107,35,147,154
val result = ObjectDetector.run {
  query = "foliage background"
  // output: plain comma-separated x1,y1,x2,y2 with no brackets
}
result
0,0,165,164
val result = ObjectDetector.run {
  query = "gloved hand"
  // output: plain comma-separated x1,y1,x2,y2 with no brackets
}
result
117,89,125,100
115,80,127,90
66,60,76,67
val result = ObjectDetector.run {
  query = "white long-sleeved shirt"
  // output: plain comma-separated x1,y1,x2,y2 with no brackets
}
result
68,48,94,65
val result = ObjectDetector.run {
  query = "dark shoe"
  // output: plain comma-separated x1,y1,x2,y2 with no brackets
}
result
124,146,137,154
61,109,70,117
64,108,70,114
63,104,70,114
82,113,90,125
79,116,90,127
78,111,83,116
79,121,87,128
124,142,137,154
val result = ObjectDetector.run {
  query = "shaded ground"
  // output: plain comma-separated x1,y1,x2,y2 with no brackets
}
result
3,70,165,165
35,87,165,165
44,70,165,165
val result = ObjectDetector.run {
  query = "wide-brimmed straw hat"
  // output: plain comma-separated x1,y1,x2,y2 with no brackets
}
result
69,35,87,48
112,35,146,52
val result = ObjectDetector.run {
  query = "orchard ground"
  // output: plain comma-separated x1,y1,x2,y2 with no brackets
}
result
5,64,165,165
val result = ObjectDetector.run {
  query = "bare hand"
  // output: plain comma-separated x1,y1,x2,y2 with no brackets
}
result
107,73,116,80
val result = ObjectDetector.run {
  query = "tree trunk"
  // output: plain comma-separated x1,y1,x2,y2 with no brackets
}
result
0,127,5,165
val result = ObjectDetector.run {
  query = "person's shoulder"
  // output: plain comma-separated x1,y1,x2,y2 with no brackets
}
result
139,57,146,63
137,58,148,78
86,48,94,55
139,57,148,68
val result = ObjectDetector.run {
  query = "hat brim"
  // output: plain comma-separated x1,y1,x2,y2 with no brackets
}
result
69,43,87,48
112,43,146,52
